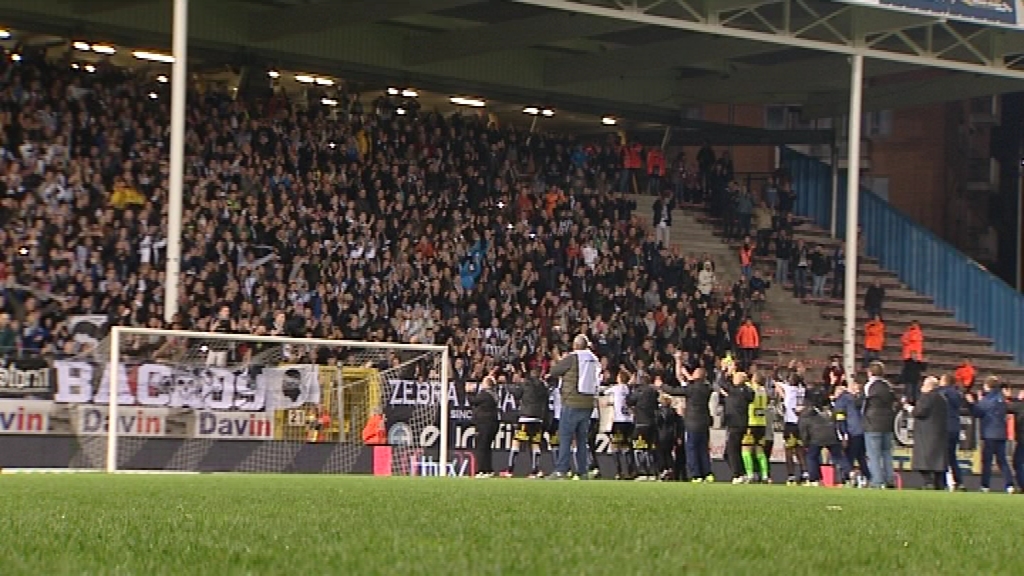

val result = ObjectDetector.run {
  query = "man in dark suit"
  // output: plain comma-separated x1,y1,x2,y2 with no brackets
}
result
937,374,965,491
662,356,714,482
910,376,948,490
863,361,897,489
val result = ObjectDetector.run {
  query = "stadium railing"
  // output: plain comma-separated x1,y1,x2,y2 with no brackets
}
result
780,146,1024,365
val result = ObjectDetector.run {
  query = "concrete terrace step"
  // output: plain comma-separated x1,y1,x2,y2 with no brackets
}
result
818,310,982,337
762,346,1024,377
785,289,932,305
810,298,953,318
807,337,1013,362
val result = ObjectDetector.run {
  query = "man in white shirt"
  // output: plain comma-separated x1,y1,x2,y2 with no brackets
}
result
547,334,601,479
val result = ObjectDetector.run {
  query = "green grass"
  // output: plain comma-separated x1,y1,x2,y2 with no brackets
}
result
1,474,1020,576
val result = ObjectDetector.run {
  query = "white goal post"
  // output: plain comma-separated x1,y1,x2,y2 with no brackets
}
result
103,326,450,474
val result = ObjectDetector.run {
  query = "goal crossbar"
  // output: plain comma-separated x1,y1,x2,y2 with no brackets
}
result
105,326,450,474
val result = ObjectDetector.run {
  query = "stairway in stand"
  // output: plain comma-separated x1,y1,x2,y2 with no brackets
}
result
692,210,1024,385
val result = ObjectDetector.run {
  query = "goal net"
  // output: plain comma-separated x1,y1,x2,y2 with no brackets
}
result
50,327,449,475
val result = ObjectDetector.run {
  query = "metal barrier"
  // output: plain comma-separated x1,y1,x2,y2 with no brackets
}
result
780,146,1024,365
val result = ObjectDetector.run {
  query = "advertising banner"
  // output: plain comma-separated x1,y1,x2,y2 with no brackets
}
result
194,411,275,440
0,399,55,435
72,405,177,437
839,0,1022,28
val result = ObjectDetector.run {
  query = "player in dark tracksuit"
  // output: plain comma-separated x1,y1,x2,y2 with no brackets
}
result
627,376,661,481
721,372,755,483
656,393,686,481
501,372,550,478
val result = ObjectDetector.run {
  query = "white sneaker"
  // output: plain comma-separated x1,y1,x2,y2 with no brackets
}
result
981,487,991,493
807,481,820,487
732,477,745,485
1007,486,1016,494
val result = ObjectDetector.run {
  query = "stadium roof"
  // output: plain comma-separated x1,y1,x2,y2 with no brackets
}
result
2,0,1024,144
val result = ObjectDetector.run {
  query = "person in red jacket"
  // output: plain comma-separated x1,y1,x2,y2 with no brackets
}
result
362,407,387,445
900,321,925,405
735,318,760,371
646,147,666,195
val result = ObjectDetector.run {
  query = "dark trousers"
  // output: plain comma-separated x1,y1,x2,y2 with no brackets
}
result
473,420,498,474
947,433,963,486
793,267,808,298
902,360,923,403
807,444,848,483
845,434,869,482
685,428,711,479
1014,442,1024,490
658,433,687,479
726,426,745,479
981,439,1012,490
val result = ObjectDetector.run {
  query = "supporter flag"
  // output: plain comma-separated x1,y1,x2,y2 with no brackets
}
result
262,366,321,411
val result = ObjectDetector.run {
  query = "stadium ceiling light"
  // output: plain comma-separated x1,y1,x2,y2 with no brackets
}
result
321,97,339,106
0,30,10,40
84,64,96,73
541,108,555,117
396,107,407,115
315,77,334,86
71,63,80,69
267,70,280,79
401,89,418,98
148,91,158,100
72,41,91,51
10,53,21,62
295,74,315,84
387,87,399,95
523,107,539,115
450,96,485,108
133,50,174,63
601,116,617,126
156,74,169,83
91,44,116,55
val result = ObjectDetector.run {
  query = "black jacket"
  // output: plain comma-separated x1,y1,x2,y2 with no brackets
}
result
662,379,713,431
722,382,754,429
511,378,549,421
627,384,660,427
864,285,885,309
862,378,897,433
652,199,674,227
657,404,684,440
468,387,499,426
799,407,840,447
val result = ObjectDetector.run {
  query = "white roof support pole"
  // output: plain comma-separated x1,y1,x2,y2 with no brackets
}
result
843,52,864,380
164,0,188,323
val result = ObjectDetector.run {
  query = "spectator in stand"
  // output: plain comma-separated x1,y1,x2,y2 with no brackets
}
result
651,191,674,249
864,279,886,320
822,355,844,387
966,376,1014,493
937,374,965,491
735,187,754,239
777,181,796,220
774,230,792,285
809,245,831,299
738,238,754,280
831,241,846,299
0,313,17,358
646,147,666,195
697,141,716,193
752,201,773,257
863,361,897,489
863,315,885,368
748,270,770,314
909,376,949,490
954,358,976,391
735,318,760,370
791,239,810,299
900,321,925,405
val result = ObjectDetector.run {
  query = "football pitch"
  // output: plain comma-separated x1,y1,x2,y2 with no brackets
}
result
1,474,1018,576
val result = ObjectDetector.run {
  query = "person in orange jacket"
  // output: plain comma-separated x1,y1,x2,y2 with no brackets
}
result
362,407,387,445
900,321,925,405
735,318,760,371
954,358,976,391
863,315,885,368
646,147,666,195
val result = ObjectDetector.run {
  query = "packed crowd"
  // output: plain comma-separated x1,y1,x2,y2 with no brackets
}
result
0,54,773,383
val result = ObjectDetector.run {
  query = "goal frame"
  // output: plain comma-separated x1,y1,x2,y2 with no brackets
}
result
105,326,450,474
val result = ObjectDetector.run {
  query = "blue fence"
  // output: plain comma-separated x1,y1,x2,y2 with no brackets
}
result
780,146,1024,365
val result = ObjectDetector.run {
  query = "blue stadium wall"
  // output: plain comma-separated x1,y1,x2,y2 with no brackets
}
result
780,147,1024,365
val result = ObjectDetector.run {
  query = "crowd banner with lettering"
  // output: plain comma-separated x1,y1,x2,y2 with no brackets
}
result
52,360,318,412
0,356,53,398
67,315,110,347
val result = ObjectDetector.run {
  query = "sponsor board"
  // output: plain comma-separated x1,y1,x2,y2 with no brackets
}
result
399,449,476,477
0,399,53,434
74,405,174,437
195,411,275,440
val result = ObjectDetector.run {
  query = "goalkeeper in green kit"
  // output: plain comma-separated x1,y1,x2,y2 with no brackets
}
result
741,373,771,483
